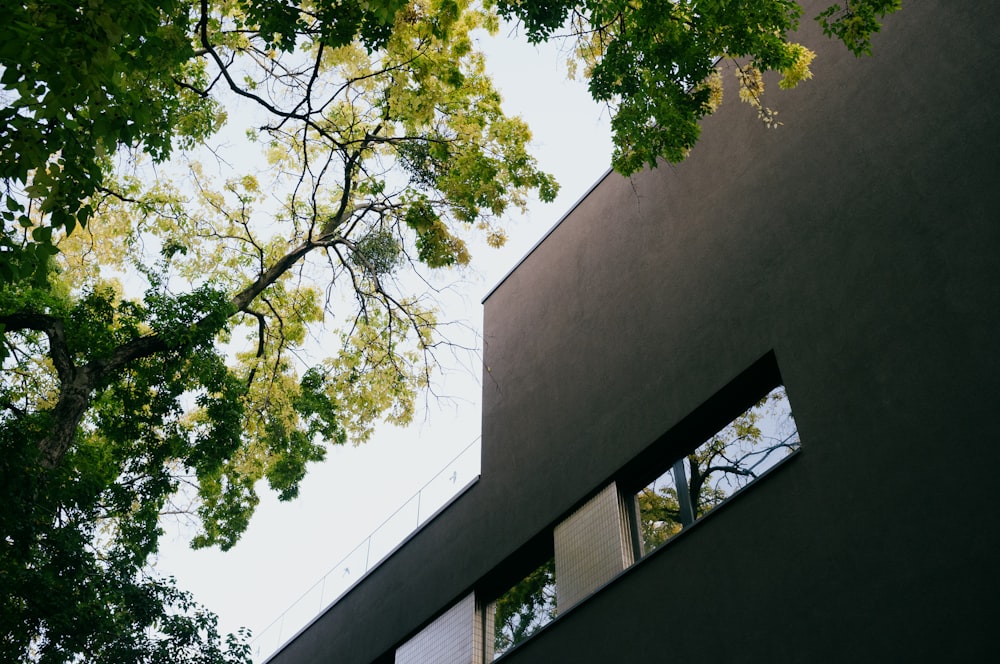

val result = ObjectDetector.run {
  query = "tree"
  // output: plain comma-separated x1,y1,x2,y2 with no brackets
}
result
1,1,897,661
0,0,222,285
1,1,902,285
2,1,556,660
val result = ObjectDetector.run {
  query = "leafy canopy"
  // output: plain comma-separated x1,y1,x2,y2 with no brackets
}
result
2,0,555,660
1,0,899,661
496,0,902,172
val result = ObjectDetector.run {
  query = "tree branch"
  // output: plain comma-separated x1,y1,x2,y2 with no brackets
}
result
0,311,75,384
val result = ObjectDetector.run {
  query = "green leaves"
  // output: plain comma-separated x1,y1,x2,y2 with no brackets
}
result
1,0,900,660
0,385,251,664
236,0,408,51
350,230,405,276
494,0,900,172
144,285,234,348
296,367,346,445
568,0,807,172
817,0,902,56
1,0,223,287
404,197,465,267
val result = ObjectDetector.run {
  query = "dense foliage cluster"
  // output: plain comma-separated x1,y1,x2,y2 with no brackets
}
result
1,1,899,661
497,0,900,171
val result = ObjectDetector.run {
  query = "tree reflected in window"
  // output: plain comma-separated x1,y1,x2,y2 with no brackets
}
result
488,387,800,659
492,558,556,659
637,386,800,555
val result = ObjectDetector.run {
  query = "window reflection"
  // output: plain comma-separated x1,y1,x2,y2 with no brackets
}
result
636,386,800,555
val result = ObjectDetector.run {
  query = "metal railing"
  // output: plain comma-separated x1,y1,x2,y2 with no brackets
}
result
250,437,482,662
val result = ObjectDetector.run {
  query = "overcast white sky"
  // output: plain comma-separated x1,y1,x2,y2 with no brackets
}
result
154,23,615,661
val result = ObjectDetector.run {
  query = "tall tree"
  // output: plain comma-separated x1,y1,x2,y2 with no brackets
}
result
1,1,899,661
2,1,556,660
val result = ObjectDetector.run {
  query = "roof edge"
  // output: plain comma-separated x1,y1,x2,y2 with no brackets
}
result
481,165,616,303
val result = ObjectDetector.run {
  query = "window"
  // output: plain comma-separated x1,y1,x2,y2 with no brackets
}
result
634,385,800,556
489,558,556,660
485,381,800,661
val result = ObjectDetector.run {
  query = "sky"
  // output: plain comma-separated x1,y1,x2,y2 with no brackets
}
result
154,22,615,661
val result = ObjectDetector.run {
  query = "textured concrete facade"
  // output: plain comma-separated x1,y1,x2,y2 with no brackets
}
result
270,2,1000,662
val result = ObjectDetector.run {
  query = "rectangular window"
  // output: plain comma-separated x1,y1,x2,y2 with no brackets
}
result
489,558,556,660
635,385,800,556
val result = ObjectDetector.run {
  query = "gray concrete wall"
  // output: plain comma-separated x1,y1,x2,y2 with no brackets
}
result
271,2,1000,662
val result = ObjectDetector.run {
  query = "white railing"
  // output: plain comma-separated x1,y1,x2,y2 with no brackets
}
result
250,438,482,662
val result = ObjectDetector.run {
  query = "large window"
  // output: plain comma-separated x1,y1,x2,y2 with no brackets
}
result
635,385,800,556
485,383,800,661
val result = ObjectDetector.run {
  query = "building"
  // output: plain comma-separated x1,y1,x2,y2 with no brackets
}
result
268,2,1000,662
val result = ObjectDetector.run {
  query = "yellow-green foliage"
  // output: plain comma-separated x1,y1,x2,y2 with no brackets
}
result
0,0,899,658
